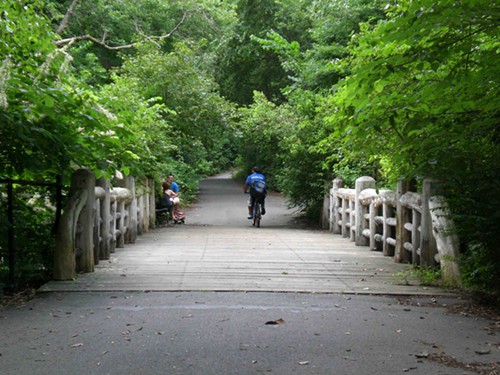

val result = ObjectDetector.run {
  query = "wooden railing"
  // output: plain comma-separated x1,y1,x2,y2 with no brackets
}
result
54,169,157,280
54,169,460,286
323,176,460,285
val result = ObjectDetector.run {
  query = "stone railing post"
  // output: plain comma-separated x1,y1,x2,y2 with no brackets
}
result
411,204,421,264
399,191,422,265
137,194,144,236
143,177,151,232
109,193,117,253
321,191,330,230
429,196,461,286
355,177,376,246
420,179,438,266
54,170,89,280
331,178,343,234
149,179,156,227
380,190,396,256
111,187,133,248
124,176,138,243
341,191,349,238
349,195,355,241
395,180,412,263
358,188,379,250
74,169,95,273
97,178,111,260
93,186,105,265
117,199,125,248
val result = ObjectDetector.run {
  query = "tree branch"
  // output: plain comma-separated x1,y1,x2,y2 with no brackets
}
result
55,11,190,50
56,0,81,35
55,34,135,50
148,11,189,42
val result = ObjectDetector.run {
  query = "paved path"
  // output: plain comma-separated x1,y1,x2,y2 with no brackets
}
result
41,173,447,295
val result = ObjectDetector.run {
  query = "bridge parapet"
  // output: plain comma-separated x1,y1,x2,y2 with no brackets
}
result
54,169,157,280
324,177,459,285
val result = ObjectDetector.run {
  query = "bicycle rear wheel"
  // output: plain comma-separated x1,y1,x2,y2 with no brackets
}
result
253,202,261,228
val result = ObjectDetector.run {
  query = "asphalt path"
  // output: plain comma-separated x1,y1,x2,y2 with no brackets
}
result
185,171,300,228
1,173,498,374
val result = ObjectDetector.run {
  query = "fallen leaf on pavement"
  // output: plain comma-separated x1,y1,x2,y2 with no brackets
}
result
415,351,429,358
474,349,491,355
265,318,285,325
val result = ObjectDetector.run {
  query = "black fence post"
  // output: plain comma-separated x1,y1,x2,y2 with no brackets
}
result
7,179,15,294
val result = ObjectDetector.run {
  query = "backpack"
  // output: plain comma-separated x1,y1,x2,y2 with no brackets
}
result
251,179,267,193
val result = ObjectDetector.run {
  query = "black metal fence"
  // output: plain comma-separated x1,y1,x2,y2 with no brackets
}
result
0,177,62,293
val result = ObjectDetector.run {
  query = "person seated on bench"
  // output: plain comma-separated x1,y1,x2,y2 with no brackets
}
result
157,182,174,216
166,173,180,211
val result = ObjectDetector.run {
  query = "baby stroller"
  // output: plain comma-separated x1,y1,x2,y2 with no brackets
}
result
172,209,186,224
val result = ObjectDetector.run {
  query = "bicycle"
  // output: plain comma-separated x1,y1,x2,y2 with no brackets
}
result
252,198,263,228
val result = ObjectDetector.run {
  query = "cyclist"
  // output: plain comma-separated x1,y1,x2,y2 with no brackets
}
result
243,167,267,219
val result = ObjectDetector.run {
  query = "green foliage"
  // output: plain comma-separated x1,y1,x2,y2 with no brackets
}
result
325,0,499,181
460,242,499,292
239,0,388,221
300,0,386,91
46,0,239,81
251,0,386,95
66,44,109,86
1,0,240,182
215,0,312,105
395,266,441,287
0,0,140,182
274,93,332,215
1,0,498,294
236,91,300,189
317,0,499,291
115,41,238,177
414,266,442,287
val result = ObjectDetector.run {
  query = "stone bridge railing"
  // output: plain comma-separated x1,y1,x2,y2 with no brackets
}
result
54,169,157,280
322,177,460,285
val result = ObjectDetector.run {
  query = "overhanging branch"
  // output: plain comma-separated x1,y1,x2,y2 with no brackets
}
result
55,34,136,50
55,11,190,50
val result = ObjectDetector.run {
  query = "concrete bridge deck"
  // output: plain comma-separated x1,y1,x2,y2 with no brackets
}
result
40,173,449,295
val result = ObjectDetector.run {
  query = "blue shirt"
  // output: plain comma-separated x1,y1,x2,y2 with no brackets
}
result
170,181,179,193
245,173,267,193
